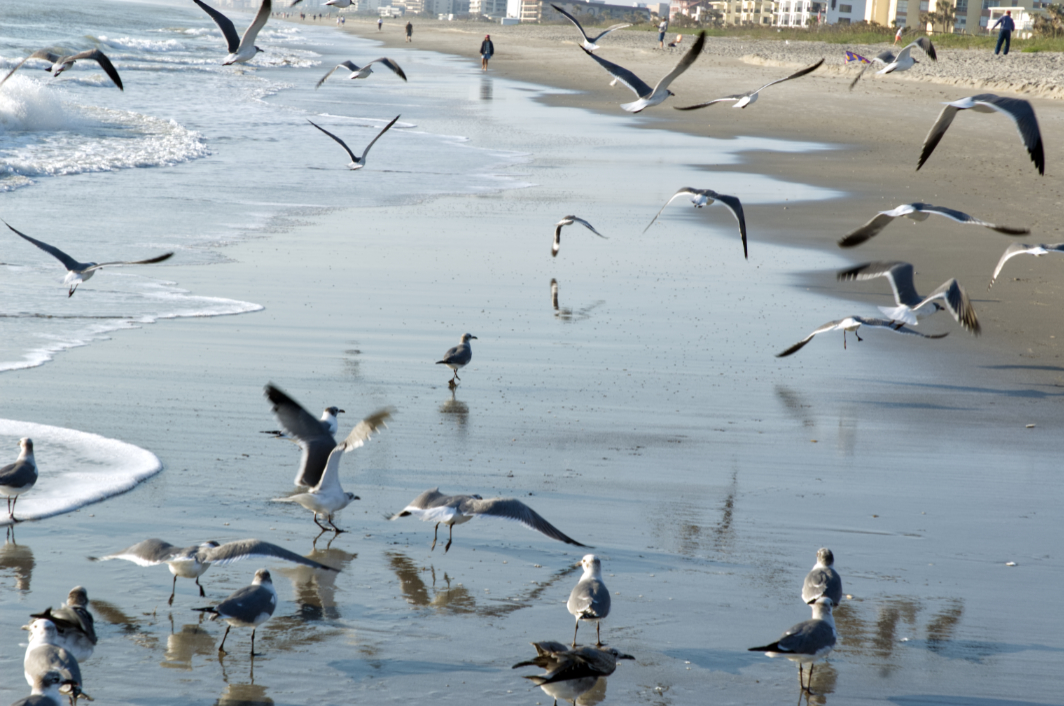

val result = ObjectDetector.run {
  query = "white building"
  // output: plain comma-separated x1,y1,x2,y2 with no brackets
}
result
823,0,865,24
775,0,823,25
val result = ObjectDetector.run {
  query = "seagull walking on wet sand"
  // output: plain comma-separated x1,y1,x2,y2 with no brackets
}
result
802,548,843,608
0,48,124,90
553,216,606,257
513,642,634,704
749,597,837,694
849,37,936,90
644,187,748,259
193,0,272,65
315,58,407,87
549,4,630,51
437,333,476,383
837,261,981,334
388,488,588,552
837,202,1029,248
675,58,823,110
918,94,1044,175
776,316,948,357
93,538,338,605
29,587,96,663
194,568,276,656
1,438,36,523
568,554,611,647
23,620,90,705
308,115,400,170
5,221,174,298
988,243,1064,289
581,30,705,113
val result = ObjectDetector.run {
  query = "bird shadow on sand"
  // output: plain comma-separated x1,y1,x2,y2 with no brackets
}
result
899,638,1064,664
881,379,1064,401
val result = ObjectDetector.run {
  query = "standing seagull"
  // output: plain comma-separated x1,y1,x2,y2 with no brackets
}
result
315,58,407,88
23,620,89,704
437,333,477,383
776,316,947,357
918,94,1044,175
550,4,630,51
5,221,174,298
193,0,271,65
553,216,606,257
308,115,400,170
1,438,37,523
837,261,981,334
676,58,823,110
748,597,838,694
643,187,748,259
388,488,588,552
568,554,611,647
988,243,1064,289
29,587,96,663
194,569,277,656
581,30,705,113
802,548,843,608
837,202,1029,248
0,48,124,90
849,37,936,89
12,670,67,706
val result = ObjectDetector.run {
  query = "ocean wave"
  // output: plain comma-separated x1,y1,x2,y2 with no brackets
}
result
97,35,186,52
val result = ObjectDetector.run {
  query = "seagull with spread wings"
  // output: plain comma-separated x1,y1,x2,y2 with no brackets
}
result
837,202,1028,248
849,37,936,90
676,58,823,110
776,316,947,357
918,94,1044,175
550,4,630,51
315,58,407,88
581,30,705,112
308,116,400,170
193,0,272,65
552,216,606,257
644,187,748,259
988,243,1064,289
0,48,123,90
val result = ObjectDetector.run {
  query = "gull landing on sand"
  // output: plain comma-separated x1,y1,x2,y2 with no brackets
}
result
315,58,407,88
676,58,823,110
193,0,271,65
308,115,400,170
553,216,606,257
749,597,837,694
5,221,174,298
918,94,1044,175
644,187,748,259
193,569,276,656
849,37,936,90
989,243,1064,289
776,316,947,357
582,30,705,112
550,4,630,51
837,202,1029,249
0,48,124,91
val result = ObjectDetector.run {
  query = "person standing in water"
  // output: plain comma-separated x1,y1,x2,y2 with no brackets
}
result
405,21,413,42
480,34,494,71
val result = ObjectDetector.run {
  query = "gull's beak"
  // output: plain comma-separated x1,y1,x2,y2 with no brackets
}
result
338,409,346,414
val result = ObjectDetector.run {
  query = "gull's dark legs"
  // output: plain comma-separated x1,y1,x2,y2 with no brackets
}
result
218,625,231,654
250,628,262,657
856,332,864,342
444,524,453,553
595,622,603,647
430,523,439,551
327,517,345,534
196,576,206,597
572,619,580,647
168,575,178,606
312,513,329,532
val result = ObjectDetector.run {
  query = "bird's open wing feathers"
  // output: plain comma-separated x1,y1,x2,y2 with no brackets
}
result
192,0,241,53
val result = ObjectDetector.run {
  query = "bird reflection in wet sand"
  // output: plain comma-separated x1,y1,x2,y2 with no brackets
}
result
551,279,604,322
439,388,469,430
275,542,357,621
513,642,633,706
1,525,34,591
480,76,492,101
215,681,273,706
162,620,218,670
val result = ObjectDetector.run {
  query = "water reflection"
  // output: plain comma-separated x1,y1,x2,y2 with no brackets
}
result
439,389,469,432
0,525,33,591
275,541,358,621
551,279,604,323
342,346,361,379
480,76,492,101
834,596,965,673
776,385,815,429
646,466,737,558
162,619,217,670
215,681,272,706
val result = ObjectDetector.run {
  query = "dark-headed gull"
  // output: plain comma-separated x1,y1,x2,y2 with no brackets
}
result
568,555,610,647
193,569,276,656
749,597,837,694
29,587,96,663
315,58,407,88
676,58,823,110
436,333,476,383
838,202,1028,248
918,94,1044,175
802,548,843,607
644,187,748,259
0,48,124,90
581,31,705,112
550,4,630,51
776,316,948,357
989,243,1064,289
193,0,271,65
849,37,935,89
308,115,399,170
553,216,605,257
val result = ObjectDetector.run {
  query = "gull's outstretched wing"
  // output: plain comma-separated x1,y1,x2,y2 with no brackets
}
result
366,57,407,81
913,279,980,334
316,61,360,89
308,119,359,163
0,50,61,89
240,0,273,51
975,95,1044,175
551,4,592,43
569,217,606,239
917,204,1029,234
580,48,652,98
674,95,744,110
93,538,182,566
462,497,589,546
192,0,241,54
264,383,337,487
643,188,711,233
588,23,631,44
837,212,898,248
715,193,748,259
83,252,174,272
358,114,401,164
5,221,83,271
836,261,921,307
201,539,340,570
776,320,844,358
649,30,706,97
749,58,823,96
59,49,124,90
989,243,1064,288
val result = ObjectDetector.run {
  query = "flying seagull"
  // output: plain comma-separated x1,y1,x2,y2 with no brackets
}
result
644,187,748,259
308,115,399,170
918,94,1044,175
1,438,37,523
837,202,1029,248
581,30,705,112
749,597,837,694
387,487,588,552
568,554,610,647
325,0,353,5
0,48,124,90
802,548,843,607
262,405,344,440
92,538,339,605
553,216,606,257
436,333,476,383
776,316,948,357
988,243,1064,289
315,58,407,88
837,261,981,334
550,4,630,51
5,221,174,297
193,568,276,656
264,383,391,488
193,0,271,65
29,587,96,663
676,58,823,110
849,37,936,90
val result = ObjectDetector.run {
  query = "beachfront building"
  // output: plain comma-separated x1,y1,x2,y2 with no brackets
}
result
774,0,823,25
954,0,1048,33
520,0,656,22
470,0,508,15
702,0,778,24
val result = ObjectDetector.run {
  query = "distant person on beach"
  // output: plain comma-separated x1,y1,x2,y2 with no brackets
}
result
480,34,494,71
377,17,383,31
894,25,904,45
993,10,1015,55
658,18,669,49
406,21,413,42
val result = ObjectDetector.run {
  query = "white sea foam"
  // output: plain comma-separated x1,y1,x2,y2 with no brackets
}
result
97,35,185,52
0,419,162,526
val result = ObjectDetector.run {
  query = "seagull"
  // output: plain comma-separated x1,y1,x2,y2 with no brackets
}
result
568,554,611,647
22,620,90,705
988,243,1064,289
776,316,948,357
675,58,823,110
837,261,981,334
1,438,37,523
12,670,68,706
837,202,1029,248
436,333,477,383
261,405,344,440
308,115,399,170
553,216,606,257
581,30,705,112
918,94,1044,175
264,383,390,488
802,548,843,608
271,410,393,534
513,642,634,705
0,48,124,91
643,187,748,259
193,568,276,656
315,58,407,88
29,587,96,662
93,538,338,605
193,0,271,65
748,597,837,694
849,37,936,89
550,4,630,51
387,488,588,552
5,221,174,298
325,0,353,6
